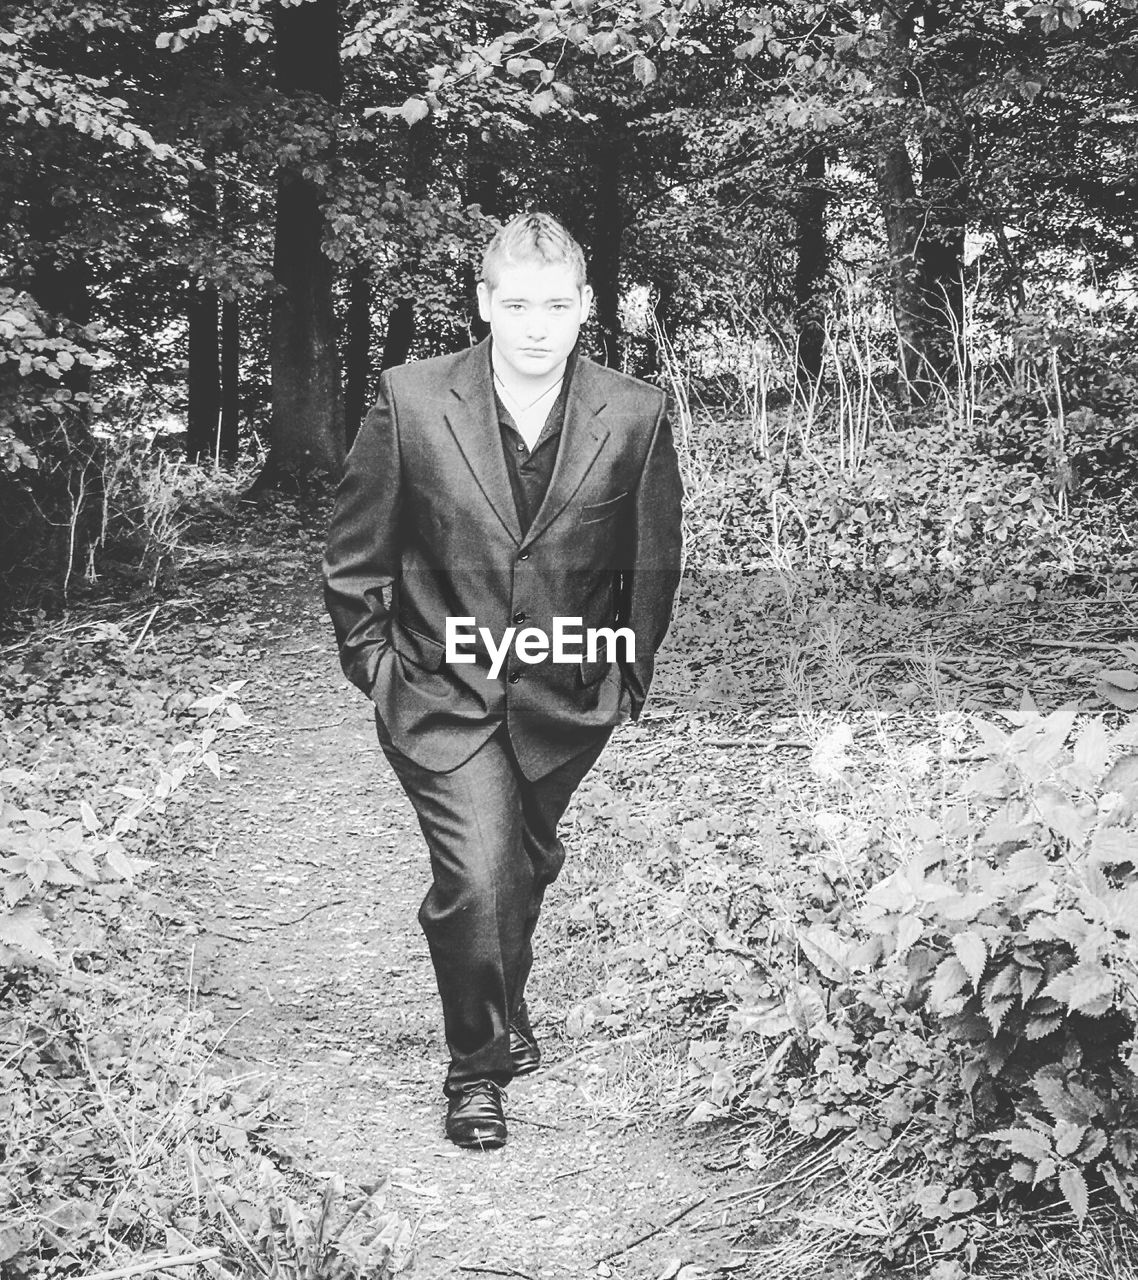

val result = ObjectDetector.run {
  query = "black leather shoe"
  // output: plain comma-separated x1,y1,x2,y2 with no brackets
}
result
509,1002,541,1076
445,1080,508,1149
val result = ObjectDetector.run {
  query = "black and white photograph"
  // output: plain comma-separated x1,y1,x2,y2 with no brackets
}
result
2,2,1138,1278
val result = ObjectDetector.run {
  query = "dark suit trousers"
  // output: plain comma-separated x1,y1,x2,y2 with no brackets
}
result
375,714,611,1095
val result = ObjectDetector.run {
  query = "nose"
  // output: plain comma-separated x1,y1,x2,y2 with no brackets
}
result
525,312,548,342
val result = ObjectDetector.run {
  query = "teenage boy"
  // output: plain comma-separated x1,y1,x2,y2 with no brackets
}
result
323,212,683,1148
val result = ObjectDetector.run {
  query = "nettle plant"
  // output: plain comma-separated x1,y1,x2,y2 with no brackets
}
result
858,701,1138,1221
0,681,249,965
726,699,1138,1246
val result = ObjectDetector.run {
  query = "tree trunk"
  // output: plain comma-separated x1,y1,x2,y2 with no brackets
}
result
187,287,220,460
592,115,624,368
344,266,371,447
465,128,498,344
265,0,344,483
918,2,970,378
220,297,240,460
873,6,935,394
794,144,829,385
920,130,969,376
381,298,415,370
30,216,92,397
876,136,931,391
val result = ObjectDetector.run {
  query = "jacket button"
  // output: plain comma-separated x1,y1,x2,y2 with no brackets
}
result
518,551,530,561
513,611,526,624
508,672,521,684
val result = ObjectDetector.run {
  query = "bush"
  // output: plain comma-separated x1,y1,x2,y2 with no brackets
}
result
710,699,1138,1252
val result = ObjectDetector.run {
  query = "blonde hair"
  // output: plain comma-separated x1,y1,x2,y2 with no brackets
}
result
481,212,587,291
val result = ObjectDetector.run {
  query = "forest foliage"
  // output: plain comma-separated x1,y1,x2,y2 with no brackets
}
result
2,0,1138,605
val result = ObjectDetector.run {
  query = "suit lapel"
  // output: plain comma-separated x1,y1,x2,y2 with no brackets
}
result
444,340,523,544
521,357,610,550
443,341,611,550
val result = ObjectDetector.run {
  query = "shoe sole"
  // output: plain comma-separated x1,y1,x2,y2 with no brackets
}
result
448,1130,507,1150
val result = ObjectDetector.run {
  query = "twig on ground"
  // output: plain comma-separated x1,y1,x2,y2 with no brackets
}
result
79,1249,221,1280
714,1135,843,1206
543,1030,652,1079
707,737,811,748
457,1266,535,1279
131,604,161,652
1,609,158,655
596,1196,707,1264
1026,638,1133,652
507,1114,562,1130
259,898,350,929
207,898,350,936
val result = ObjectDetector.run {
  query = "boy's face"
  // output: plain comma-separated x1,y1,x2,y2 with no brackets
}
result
477,260,593,384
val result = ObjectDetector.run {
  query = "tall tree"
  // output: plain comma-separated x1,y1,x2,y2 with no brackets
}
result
266,0,345,482
186,162,220,459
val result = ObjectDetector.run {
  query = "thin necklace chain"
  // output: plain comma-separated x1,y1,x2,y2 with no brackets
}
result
493,369,564,417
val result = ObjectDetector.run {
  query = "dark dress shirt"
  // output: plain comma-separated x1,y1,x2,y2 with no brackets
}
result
494,346,579,536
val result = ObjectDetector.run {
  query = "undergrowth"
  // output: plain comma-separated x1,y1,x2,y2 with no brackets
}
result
552,572,1138,1277
0,505,412,1279
663,294,1138,594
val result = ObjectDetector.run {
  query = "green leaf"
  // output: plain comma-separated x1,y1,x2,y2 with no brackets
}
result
930,956,970,1012
797,925,852,981
1089,827,1137,866
1103,1162,1136,1212
105,846,138,881
785,983,827,1036
953,931,987,988
1096,673,1138,712
1034,784,1088,846
1102,754,1138,795
1054,1120,1086,1158
632,54,656,86
1043,961,1114,1015
1072,717,1111,777
972,717,1009,754
1077,1130,1107,1163
1059,1167,1088,1224
983,991,1015,1033
399,97,429,126
0,907,56,962
989,1126,1053,1162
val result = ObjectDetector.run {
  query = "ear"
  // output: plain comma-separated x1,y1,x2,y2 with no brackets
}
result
476,281,492,323
580,284,594,322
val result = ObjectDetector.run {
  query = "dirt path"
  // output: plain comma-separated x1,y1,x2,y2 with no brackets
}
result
171,561,749,1279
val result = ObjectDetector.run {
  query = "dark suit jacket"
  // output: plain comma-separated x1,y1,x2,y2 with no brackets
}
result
322,337,683,780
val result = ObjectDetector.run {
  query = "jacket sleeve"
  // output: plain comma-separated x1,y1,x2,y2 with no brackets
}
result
321,371,403,697
617,393,684,720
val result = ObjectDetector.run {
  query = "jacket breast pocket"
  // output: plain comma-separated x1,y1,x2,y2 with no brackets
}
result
579,491,629,526
390,622,447,672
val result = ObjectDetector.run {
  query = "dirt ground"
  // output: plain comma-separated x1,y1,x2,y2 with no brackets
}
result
170,557,760,1280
